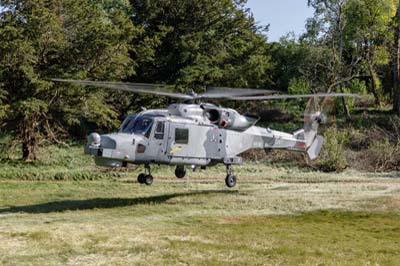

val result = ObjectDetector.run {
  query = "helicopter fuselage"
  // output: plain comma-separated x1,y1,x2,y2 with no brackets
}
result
84,103,320,169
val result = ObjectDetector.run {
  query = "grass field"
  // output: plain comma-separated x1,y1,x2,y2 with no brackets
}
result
0,146,400,265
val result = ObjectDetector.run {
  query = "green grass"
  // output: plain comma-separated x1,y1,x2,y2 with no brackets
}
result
0,145,400,265
0,144,304,181
0,143,388,181
0,145,123,180
1,177,400,265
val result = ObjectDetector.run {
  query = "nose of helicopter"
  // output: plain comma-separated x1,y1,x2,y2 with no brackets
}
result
85,132,137,167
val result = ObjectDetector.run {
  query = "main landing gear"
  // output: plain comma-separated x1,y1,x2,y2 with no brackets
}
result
175,166,186,179
137,165,187,186
137,164,237,188
225,165,237,188
137,164,153,186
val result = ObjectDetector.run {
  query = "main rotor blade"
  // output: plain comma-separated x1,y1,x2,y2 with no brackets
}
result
51,79,359,101
228,93,360,100
203,87,278,98
51,79,194,100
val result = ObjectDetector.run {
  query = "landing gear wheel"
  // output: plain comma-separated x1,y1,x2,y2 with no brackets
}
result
137,173,145,184
144,174,153,186
175,166,186,179
225,174,237,188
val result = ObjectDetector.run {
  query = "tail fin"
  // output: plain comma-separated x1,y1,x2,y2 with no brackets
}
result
307,135,324,160
295,98,325,160
293,129,324,160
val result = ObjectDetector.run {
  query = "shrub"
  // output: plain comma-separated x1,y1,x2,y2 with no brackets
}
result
366,138,400,172
317,128,349,172
347,128,369,151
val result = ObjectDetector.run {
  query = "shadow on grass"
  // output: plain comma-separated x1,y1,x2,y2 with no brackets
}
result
0,190,237,214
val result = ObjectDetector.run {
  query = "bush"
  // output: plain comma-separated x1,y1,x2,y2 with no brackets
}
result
317,128,349,172
365,138,400,172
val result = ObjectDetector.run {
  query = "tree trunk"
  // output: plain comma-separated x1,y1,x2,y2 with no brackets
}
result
393,4,400,114
369,63,381,107
22,138,37,161
336,3,350,119
339,85,350,119
21,121,38,161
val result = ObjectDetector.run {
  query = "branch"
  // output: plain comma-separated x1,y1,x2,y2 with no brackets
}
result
44,119,69,147
327,75,365,92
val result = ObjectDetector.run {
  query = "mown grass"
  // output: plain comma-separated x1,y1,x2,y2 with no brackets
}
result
1,178,400,265
0,145,125,180
0,143,392,182
0,144,400,265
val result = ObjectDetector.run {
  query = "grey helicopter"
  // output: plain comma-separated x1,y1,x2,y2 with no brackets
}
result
52,79,358,188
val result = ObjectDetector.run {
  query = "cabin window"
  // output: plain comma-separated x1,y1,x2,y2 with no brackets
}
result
154,122,165,139
175,128,189,144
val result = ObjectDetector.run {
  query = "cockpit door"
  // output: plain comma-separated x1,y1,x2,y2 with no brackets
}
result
166,123,190,158
147,120,169,162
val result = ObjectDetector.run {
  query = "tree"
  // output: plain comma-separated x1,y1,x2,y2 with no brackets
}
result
305,0,358,117
129,0,273,90
344,0,397,106
393,2,400,114
305,0,398,115
0,0,136,160
268,34,310,92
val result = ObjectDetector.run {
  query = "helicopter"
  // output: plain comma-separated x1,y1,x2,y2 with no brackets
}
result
52,79,358,188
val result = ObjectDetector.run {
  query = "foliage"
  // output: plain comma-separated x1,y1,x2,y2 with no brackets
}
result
268,35,309,92
317,128,349,172
367,138,400,171
304,0,399,109
0,0,400,164
129,0,273,89
344,0,397,105
0,89,8,120
0,0,278,159
393,3,400,113
0,0,136,159
359,117,400,171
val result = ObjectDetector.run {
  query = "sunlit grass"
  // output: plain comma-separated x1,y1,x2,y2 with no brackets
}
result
0,175,400,265
0,145,400,265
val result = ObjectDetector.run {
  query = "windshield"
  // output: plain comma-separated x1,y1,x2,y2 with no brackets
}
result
120,115,154,136
120,114,137,133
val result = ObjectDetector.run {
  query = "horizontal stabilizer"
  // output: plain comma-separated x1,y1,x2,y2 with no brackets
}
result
307,135,324,160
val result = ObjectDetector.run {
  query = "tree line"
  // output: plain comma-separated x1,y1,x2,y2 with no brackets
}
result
0,0,399,160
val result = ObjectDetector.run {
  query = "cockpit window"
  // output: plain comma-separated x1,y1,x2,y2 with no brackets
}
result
120,115,137,133
120,115,154,137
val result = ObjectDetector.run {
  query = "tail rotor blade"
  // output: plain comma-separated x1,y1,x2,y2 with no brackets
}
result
319,97,336,125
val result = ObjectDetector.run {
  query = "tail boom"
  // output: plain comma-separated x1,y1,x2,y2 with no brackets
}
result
265,128,323,160
239,126,324,160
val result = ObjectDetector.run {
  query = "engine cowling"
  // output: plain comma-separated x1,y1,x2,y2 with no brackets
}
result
202,105,258,131
205,108,221,124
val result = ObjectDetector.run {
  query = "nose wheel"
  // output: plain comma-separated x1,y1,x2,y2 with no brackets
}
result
137,165,153,186
225,165,237,188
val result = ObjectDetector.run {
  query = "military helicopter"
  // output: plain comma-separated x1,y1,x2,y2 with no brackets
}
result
52,79,358,188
